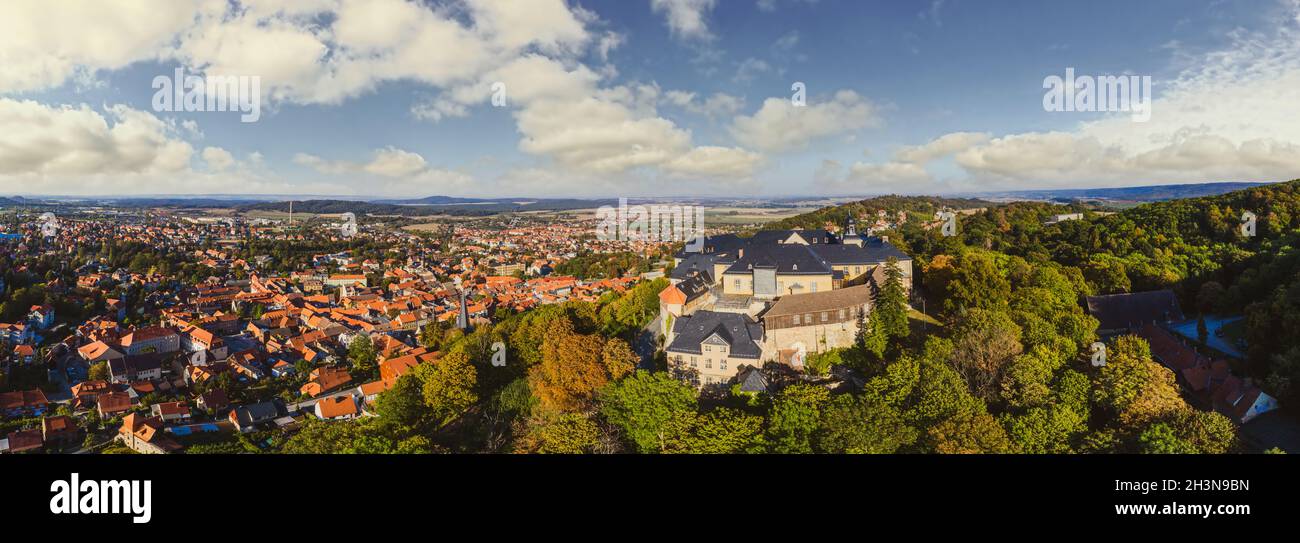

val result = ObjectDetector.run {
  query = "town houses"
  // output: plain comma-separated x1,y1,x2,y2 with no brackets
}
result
0,208,652,454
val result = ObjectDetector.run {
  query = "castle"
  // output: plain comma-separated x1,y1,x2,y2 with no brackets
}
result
659,215,913,388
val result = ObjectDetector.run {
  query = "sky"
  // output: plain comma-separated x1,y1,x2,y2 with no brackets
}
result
1,0,1298,199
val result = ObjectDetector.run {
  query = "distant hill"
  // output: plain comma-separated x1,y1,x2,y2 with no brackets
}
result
974,182,1274,203
241,197,619,217
768,195,993,231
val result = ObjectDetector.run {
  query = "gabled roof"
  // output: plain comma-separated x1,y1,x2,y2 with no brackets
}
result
1086,290,1184,331
667,310,763,359
762,282,875,318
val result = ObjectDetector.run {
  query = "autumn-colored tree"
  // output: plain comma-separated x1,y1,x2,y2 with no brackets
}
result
530,317,629,412
528,413,601,454
926,411,1014,454
88,361,109,382
1092,335,1185,427
414,350,478,425
948,309,1023,402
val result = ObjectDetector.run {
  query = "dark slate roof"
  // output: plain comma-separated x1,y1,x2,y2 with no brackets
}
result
675,233,746,258
675,272,711,302
748,229,835,246
109,353,164,377
233,399,286,426
670,252,718,281
667,310,764,359
724,244,832,275
1086,290,1185,331
735,366,769,393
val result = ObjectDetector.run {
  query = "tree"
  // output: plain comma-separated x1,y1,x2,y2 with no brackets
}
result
374,374,426,430
1092,335,1185,426
766,383,830,453
926,411,1014,454
88,361,109,382
1137,422,1198,454
875,258,910,340
948,309,1023,402
530,318,628,412
530,413,601,454
1169,409,1237,454
414,351,478,425
816,393,918,453
599,370,698,453
661,408,766,454
348,334,377,375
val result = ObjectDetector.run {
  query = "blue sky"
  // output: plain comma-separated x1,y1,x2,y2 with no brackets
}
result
2,0,1298,198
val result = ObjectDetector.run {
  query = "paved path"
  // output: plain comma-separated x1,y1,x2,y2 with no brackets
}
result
634,311,663,370
1168,316,1245,358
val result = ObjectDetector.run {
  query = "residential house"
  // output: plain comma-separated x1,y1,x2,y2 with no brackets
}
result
0,389,49,418
314,395,360,420
300,367,353,397
120,325,180,355
118,413,181,454
42,416,80,447
151,401,192,423
96,391,133,418
4,429,43,453
108,353,164,383
229,400,287,433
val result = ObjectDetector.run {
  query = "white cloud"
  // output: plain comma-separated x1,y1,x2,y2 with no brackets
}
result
663,146,764,179
894,132,991,164
0,98,193,176
650,0,718,41
202,146,236,172
0,0,201,93
730,90,881,152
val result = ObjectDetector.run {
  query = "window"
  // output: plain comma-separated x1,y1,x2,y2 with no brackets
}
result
793,314,800,325
690,356,697,367
838,309,846,319
734,279,741,289
704,345,710,352
811,282,818,292
821,312,828,322
705,360,713,369
720,361,727,370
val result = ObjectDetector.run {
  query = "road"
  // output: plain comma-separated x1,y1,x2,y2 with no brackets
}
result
634,310,663,370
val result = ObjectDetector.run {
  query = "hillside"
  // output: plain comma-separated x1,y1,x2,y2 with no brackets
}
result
974,182,1274,203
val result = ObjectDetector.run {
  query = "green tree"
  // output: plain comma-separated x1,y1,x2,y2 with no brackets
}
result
875,258,910,340
599,370,698,453
766,383,831,453
1138,422,1198,454
531,413,601,454
348,334,377,375
816,393,918,453
374,374,426,430
88,361,109,382
661,408,766,454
